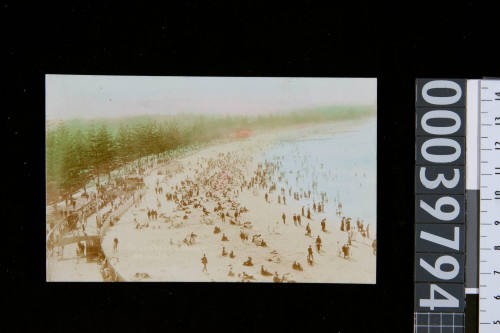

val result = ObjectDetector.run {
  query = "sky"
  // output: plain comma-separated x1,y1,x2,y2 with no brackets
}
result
45,75,377,120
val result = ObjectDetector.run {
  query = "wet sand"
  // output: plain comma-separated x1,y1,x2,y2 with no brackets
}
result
101,117,376,283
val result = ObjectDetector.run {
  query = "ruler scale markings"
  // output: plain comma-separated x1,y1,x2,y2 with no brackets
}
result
479,79,500,332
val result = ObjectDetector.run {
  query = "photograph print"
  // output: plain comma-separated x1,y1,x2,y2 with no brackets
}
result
45,75,377,283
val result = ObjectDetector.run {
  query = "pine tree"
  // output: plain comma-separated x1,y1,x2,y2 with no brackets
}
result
72,129,90,193
87,123,101,186
45,130,57,188
96,124,116,182
52,123,79,209
116,124,132,168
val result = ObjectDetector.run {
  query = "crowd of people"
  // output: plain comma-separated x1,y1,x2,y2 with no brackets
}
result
47,135,375,282
125,146,377,283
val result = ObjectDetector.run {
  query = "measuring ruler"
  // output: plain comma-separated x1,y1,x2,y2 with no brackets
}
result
414,78,500,332
479,79,500,331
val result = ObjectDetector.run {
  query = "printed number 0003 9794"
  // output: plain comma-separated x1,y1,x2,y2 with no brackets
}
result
416,80,465,312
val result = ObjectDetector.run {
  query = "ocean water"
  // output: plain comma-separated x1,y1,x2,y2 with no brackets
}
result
259,118,377,226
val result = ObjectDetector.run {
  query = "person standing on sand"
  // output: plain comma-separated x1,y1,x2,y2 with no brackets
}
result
305,223,311,236
282,213,286,224
297,214,301,226
293,215,297,226
201,254,208,272
307,208,311,219
321,219,326,232
316,236,322,253
113,238,119,253
302,206,305,217
307,245,314,262
342,244,348,258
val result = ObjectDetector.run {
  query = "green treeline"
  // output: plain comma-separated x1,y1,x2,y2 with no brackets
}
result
46,105,375,203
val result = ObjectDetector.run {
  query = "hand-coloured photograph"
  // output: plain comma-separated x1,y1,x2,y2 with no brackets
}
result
45,75,377,283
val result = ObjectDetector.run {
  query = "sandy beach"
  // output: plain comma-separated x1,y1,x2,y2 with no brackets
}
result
100,117,376,283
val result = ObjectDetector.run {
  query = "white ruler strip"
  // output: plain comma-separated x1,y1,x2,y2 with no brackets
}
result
479,79,500,332
466,79,480,295
467,79,479,190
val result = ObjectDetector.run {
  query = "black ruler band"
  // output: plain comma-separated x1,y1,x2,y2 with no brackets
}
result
415,79,467,332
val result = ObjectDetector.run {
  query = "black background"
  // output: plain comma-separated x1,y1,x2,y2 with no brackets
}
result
4,1,500,332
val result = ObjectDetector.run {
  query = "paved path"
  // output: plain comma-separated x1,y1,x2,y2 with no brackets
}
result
46,201,107,281
46,243,102,282
46,181,144,281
